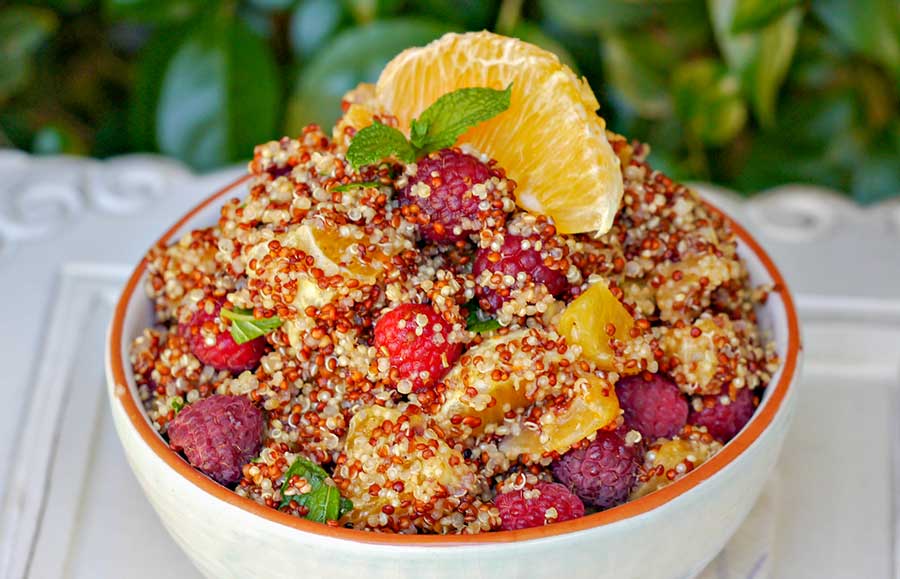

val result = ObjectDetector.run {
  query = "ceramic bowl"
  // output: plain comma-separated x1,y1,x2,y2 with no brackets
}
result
106,177,801,579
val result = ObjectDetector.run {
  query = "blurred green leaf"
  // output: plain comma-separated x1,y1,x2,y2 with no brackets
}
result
851,126,900,204
812,0,900,76
285,18,453,132
156,18,279,169
673,58,747,145
343,0,403,24
248,0,297,10
104,0,210,23
290,0,345,59
32,124,88,155
729,0,801,32
412,0,498,29
603,34,671,118
540,0,654,32
130,25,189,151
710,0,802,126
0,6,58,102
510,22,578,70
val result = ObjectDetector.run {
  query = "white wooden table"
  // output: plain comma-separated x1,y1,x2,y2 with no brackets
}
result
0,151,898,579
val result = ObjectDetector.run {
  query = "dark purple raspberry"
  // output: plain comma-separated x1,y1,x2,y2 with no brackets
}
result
551,430,642,509
179,297,268,373
167,394,264,486
494,481,585,531
616,373,689,439
473,234,570,312
399,148,506,244
689,386,756,442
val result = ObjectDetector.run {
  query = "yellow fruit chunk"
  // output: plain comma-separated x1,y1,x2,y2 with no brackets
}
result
435,330,538,437
375,31,623,235
629,437,722,500
558,281,635,371
281,223,390,283
500,370,620,461
338,406,480,531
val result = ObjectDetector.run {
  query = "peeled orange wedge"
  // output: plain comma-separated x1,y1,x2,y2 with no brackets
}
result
282,223,389,283
374,31,624,235
558,280,635,371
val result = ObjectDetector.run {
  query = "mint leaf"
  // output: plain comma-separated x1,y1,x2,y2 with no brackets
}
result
279,456,352,522
346,121,416,169
332,180,382,192
170,396,185,414
465,300,501,333
410,85,512,152
221,307,282,344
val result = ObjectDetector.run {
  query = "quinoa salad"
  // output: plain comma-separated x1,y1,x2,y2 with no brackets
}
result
130,33,779,535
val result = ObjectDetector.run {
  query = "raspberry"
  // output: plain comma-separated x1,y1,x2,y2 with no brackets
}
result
494,481,585,531
551,430,642,509
399,148,507,244
373,303,463,392
473,234,570,312
616,373,688,439
180,298,268,373
689,386,756,442
167,395,264,486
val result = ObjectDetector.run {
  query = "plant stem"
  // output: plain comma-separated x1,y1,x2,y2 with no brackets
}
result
495,0,523,35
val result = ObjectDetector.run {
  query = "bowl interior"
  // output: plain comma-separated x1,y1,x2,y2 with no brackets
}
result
109,177,800,545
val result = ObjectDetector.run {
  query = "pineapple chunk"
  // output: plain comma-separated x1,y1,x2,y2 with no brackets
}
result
629,437,721,500
435,330,537,437
558,281,635,371
337,405,481,531
499,370,620,461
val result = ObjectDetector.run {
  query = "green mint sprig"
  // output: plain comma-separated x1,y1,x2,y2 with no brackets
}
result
279,456,353,522
464,299,501,334
221,307,282,344
346,84,512,169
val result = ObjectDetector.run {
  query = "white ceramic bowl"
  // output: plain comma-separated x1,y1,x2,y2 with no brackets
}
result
106,177,801,579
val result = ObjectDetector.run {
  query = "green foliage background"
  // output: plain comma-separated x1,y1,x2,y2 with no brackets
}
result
1,0,897,202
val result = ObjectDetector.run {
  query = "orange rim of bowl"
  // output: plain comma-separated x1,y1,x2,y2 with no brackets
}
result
109,176,800,546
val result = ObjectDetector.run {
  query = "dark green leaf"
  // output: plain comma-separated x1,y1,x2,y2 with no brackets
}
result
332,180,382,191
290,0,345,59
812,0,900,76
411,85,511,152
279,456,352,522
31,124,87,155
540,0,653,32
285,18,453,132
603,34,671,118
248,0,296,11
344,0,403,24
730,0,802,32
222,307,283,344
710,0,803,127
851,128,900,204
346,121,416,168
104,0,210,23
0,6,58,102
156,18,279,170
465,300,501,333
410,0,498,29
672,58,748,145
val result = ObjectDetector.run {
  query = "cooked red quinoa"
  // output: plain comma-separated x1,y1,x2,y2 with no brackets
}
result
131,118,779,535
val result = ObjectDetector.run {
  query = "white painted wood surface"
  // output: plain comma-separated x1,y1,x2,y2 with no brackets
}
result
0,151,897,579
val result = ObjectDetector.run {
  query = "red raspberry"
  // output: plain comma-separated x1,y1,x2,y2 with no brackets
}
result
180,298,268,373
167,395,264,486
616,373,688,439
551,430,642,509
494,481,585,531
473,234,570,312
373,303,463,392
399,148,507,244
689,387,756,442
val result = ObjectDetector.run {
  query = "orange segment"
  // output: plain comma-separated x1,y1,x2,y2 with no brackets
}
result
558,281,635,371
375,31,624,235
282,223,389,283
